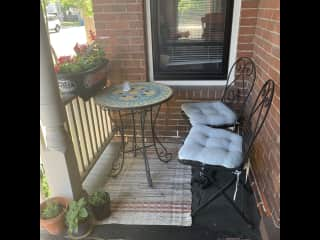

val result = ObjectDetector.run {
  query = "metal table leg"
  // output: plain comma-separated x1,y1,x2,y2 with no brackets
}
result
108,110,125,177
131,110,137,157
140,109,153,187
150,105,172,162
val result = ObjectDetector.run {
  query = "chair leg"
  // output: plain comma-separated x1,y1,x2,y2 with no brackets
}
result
192,176,236,217
239,178,253,194
211,179,254,227
193,165,216,189
222,187,254,227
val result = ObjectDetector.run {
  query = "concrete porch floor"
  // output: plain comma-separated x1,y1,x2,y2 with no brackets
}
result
40,139,261,240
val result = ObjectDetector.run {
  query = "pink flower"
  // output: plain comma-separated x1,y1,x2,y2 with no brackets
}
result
54,65,60,73
58,56,72,64
74,43,88,54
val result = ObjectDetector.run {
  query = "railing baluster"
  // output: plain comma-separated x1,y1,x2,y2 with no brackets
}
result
90,98,101,149
104,109,110,138
74,98,90,168
84,100,96,159
69,100,86,174
106,109,113,135
96,104,104,144
64,104,83,175
100,107,107,140
87,99,98,153
78,98,94,163
63,96,115,183
99,105,107,141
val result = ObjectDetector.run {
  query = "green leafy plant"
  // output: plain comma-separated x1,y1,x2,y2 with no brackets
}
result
54,30,107,74
41,201,63,219
88,191,108,207
40,163,50,198
65,198,89,234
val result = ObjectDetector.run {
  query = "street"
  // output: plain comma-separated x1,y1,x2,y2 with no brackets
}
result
49,26,87,58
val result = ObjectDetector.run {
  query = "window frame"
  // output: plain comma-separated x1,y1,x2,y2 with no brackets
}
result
145,0,242,86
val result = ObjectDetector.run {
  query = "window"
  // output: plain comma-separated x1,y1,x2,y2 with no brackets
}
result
149,0,234,81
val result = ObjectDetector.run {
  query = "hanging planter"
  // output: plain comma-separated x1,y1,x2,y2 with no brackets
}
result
57,59,109,101
53,30,109,101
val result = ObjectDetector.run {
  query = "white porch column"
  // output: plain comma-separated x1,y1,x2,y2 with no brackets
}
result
40,7,84,200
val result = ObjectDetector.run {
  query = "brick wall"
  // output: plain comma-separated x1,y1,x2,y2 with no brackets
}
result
238,0,280,227
92,0,280,227
237,0,259,58
92,0,147,84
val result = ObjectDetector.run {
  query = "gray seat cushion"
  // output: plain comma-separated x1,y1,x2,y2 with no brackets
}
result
181,101,237,126
178,125,243,169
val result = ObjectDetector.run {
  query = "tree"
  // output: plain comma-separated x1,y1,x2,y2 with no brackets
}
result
60,0,93,17
178,0,202,14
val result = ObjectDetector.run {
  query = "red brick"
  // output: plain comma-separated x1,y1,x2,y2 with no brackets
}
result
239,26,256,35
241,9,258,18
272,10,280,21
127,4,142,12
258,0,280,9
241,0,259,8
238,35,254,43
240,18,257,26
238,43,253,51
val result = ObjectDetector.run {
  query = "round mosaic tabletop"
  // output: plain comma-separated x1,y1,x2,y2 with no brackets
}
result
94,82,173,110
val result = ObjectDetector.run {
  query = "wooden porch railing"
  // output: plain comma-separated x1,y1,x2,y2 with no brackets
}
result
63,95,115,182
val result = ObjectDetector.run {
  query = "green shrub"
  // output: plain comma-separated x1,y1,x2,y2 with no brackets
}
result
88,191,108,207
41,201,63,219
65,198,89,234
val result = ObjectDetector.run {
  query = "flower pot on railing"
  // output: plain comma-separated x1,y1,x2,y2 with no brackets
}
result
54,31,109,101
57,59,109,101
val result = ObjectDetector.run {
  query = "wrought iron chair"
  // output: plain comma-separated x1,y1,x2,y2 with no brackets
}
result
178,79,275,226
181,57,256,129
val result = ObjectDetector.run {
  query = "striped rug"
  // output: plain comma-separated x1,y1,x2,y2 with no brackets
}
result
97,143,192,226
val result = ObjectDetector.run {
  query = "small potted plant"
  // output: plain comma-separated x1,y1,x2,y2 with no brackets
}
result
65,197,93,239
40,197,69,235
88,191,111,221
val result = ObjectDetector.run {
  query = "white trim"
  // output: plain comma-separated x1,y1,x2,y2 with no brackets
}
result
228,0,242,81
145,0,242,86
145,0,154,82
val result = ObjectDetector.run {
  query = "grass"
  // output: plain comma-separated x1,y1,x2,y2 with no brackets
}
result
62,21,81,27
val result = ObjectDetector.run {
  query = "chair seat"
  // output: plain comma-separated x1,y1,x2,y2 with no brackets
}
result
178,125,243,169
181,101,237,126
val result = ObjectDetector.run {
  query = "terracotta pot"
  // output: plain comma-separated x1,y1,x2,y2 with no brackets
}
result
40,197,69,235
90,193,111,221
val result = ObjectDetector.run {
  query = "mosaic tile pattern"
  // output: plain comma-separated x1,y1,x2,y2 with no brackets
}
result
95,82,173,109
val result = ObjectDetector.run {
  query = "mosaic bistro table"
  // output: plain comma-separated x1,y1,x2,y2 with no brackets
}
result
95,82,173,187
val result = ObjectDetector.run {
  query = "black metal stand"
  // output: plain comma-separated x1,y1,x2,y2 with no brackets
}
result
106,104,172,187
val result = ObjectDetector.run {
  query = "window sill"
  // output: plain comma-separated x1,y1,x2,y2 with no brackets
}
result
153,80,227,86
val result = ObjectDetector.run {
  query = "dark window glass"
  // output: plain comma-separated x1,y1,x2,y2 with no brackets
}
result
150,0,234,80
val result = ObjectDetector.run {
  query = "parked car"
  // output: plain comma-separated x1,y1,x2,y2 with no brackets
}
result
47,14,61,32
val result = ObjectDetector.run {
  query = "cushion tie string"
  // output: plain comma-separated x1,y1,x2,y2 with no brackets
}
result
233,170,241,201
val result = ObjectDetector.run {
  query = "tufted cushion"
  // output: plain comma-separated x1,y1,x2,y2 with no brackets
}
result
178,125,243,169
181,101,237,126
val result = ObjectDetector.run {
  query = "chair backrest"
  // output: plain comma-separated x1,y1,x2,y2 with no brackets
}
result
241,79,275,167
221,57,256,118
